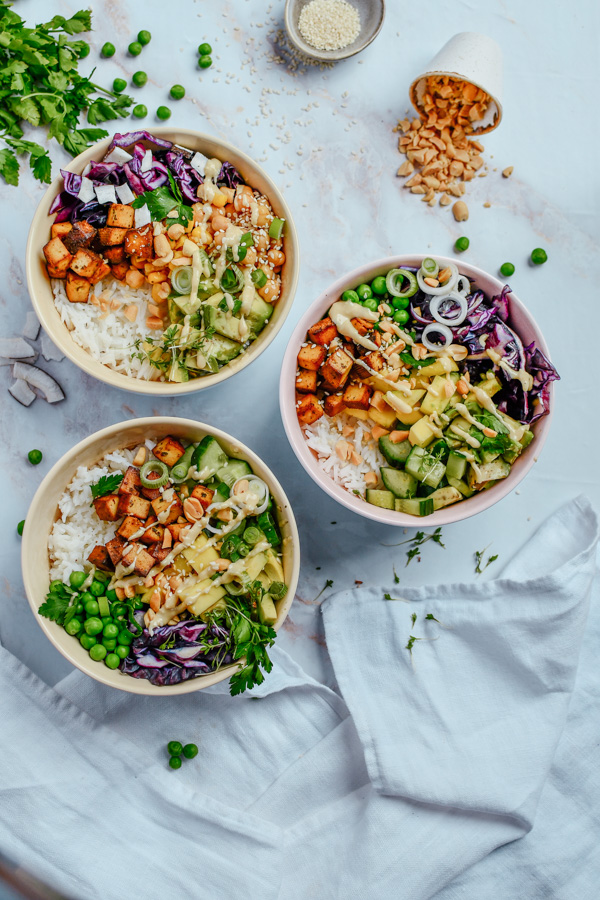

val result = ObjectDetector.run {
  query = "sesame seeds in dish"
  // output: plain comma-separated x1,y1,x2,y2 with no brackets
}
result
298,0,361,52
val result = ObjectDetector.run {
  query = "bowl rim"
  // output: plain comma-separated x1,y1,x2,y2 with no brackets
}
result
22,416,301,695
25,126,300,396
279,254,555,527
283,0,386,62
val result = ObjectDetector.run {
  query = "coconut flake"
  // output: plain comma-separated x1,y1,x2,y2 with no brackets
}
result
191,152,209,176
140,149,153,173
115,182,135,204
0,337,36,359
94,184,117,205
41,333,65,362
12,362,65,403
134,204,152,228
103,147,133,165
9,379,36,406
77,176,95,203
22,311,40,341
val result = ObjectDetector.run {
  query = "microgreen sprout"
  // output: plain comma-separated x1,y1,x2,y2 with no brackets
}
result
475,546,498,575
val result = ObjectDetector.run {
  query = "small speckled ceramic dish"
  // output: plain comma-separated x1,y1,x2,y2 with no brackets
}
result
284,0,385,62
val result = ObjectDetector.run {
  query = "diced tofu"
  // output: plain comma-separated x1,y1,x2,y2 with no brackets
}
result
106,535,126,566
324,394,346,417
65,271,90,303
87,545,114,572
152,435,185,467
46,263,69,279
307,316,338,346
296,369,318,393
117,493,151,519
151,545,170,563
103,245,126,264
51,222,73,240
117,515,144,540
342,382,373,410
63,220,96,254
98,226,127,247
70,248,102,279
190,484,215,509
320,348,353,390
141,522,164,544
362,351,385,372
168,522,188,542
88,261,111,285
121,543,155,577
140,473,162,500
106,203,135,229
92,494,120,521
297,344,326,371
43,237,72,270
151,494,184,525
297,393,323,425
124,226,153,259
119,466,142,495
350,317,373,337
110,262,129,281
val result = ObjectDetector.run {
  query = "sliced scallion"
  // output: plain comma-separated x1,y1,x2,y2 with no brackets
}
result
386,268,418,298
171,266,193,295
251,268,268,288
268,218,284,240
139,460,169,488
220,264,244,294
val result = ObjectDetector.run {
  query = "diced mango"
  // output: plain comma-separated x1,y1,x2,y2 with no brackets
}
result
182,533,220,575
409,417,436,447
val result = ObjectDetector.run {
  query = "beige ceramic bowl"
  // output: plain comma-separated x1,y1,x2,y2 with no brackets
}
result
22,417,300,695
25,128,299,395
284,0,385,62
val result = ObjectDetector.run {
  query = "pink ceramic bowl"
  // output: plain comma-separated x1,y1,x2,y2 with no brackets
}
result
279,255,556,527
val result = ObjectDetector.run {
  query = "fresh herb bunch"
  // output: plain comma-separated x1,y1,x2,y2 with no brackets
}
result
38,581,76,624
207,597,276,696
0,3,133,186
133,323,216,375
90,473,123,500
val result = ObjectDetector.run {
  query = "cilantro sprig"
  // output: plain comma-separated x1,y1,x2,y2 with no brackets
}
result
475,546,498,575
38,582,76,625
90,473,123,501
384,527,445,566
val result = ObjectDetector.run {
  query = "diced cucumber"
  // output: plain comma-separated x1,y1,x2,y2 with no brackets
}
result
405,446,447,488
168,297,185,323
366,489,395,510
430,486,462,510
381,467,418,499
379,435,411,468
446,450,467,481
467,457,511,490
216,458,252,488
394,497,434,517
447,476,474,498
191,436,229,479
417,482,437,497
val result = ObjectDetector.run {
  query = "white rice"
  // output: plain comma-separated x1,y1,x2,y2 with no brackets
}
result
303,411,385,497
48,448,137,583
52,278,157,379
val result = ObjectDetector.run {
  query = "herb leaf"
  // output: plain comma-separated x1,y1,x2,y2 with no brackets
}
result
38,583,75,625
132,185,192,228
313,579,334,603
90,473,123,500
475,545,499,575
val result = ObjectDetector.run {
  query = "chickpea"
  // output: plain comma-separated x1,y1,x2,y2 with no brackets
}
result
267,249,285,267
192,202,205,223
255,202,270,226
211,212,230,232
224,203,236,217
212,231,226,248
234,184,253,212
258,279,280,303
125,268,145,289
254,232,269,252
243,247,257,267
220,186,235,203
151,282,170,303
147,270,168,284
211,190,227,209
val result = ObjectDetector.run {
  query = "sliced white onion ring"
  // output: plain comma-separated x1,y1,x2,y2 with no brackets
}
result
430,292,468,327
455,275,471,297
204,502,245,533
231,475,270,515
417,263,458,296
422,323,453,351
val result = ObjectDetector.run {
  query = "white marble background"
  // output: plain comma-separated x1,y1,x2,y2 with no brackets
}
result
0,0,598,688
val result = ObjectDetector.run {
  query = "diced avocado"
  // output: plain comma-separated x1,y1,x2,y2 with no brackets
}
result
447,476,474,498
449,416,479,441
520,429,534,450
191,435,229,479
263,555,284,584
394,497,434,517
446,450,467,481
173,292,202,317
379,435,411,468
405,446,446,488
210,334,243,362
258,593,277,626
216,458,252,488
203,290,225,308
246,295,273,336
430,486,462,510
244,551,267,582
420,374,459,416
204,305,244,342
414,357,459,377
366,489,395,509
381,467,418,499
166,360,190,382
168,297,185,323
409,416,436,447
346,409,369,421
396,409,423,426
467,457,511,490
467,375,502,401
369,406,397,429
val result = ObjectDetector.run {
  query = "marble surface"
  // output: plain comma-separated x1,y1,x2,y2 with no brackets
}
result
1,0,598,692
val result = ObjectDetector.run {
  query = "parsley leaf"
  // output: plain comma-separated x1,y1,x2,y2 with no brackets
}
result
399,352,437,369
90,473,123,500
0,148,19,186
131,185,192,228
312,578,334,603
384,592,410,603
393,565,399,584
38,583,75,625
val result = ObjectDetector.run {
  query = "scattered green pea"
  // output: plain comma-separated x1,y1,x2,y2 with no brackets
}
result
75,603,84,615
454,236,470,253
138,30,152,46
113,78,127,94
392,295,410,310
105,653,120,669
89,580,105,597
169,756,182,770
79,633,97,650
356,284,372,301
170,84,185,100
198,42,212,55
198,55,212,69
102,639,117,651
371,275,387,295
84,599,100,617
84,617,103,637
128,41,143,56
28,449,43,465
132,71,147,87
167,741,183,756
17,520,25,536
500,262,515,277
531,248,548,265
65,618,82,636
364,297,379,312
156,105,171,120
118,630,134,646
90,644,107,662
80,591,94,605
101,42,116,58
103,623,119,640
342,289,359,304
106,589,118,602
132,103,147,118
78,43,90,59
116,645,130,659
69,571,87,590
183,743,198,759
393,309,410,325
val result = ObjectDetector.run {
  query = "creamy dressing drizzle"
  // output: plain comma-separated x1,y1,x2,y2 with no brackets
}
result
329,300,378,352
486,348,534,392
470,386,527,442
385,391,412,415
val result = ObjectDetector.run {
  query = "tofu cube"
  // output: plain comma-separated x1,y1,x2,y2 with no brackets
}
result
106,203,135,229
168,522,188,543
152,436,185,467
350,317,373,337
63,220,97,254
296,369,318,393
151,545,171,563
117,515,144,540
362,351,385,373
121,543,155,577
307,317,338,346
117,492,151,519
43,237,73,270
140,478,162,501
319,348,353,390
141,522,164,544
297,393,323,425
110,262,129,281
106,535,127,566
88,261,111,285
87,544,114,572
46,261,71,279
65,271,90,303
324,394,346,417
70,248,102,279
98,226,127,247
92,494,120,521
124,226,153,260
51,222,73,240
297,344,326,371
103,245,126,264
342,382,373,411
190,484,215,510
119,466,142,495
151,494,184,525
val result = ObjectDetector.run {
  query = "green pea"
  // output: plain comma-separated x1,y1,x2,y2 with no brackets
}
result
132,70,148,87
364,297,379,312
84,600,100,617
94,570,110,584
198,42,213,55
183,743,198,759
170,84,185,100
356,284,372,300
138,30,152,45
78,43,90,59
130,597,144,610
167,741,183,756
531,248,547,265
103,622,119,640
454,236,470,253
80,591,94,605
89,580,105,597
101,42,116,58
500,262,515,277
198,55,212,69
65,618,82,636
392,295,410,310
113,78,127,94
105,653,120,669
69,571,87,590
17,520,25,536
156,105,171,120
28,449,43,465
128,41,143,56
84,617,103,636
371,276,387,295
106,589,118,602
341,289,359,304
90,644,107,662
393,309,410,325
75,603,84,615
102,638,117,651
79,633,97,650
116,645,130,659
101,616,113,627
118,630,134,646
169,756,182,770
